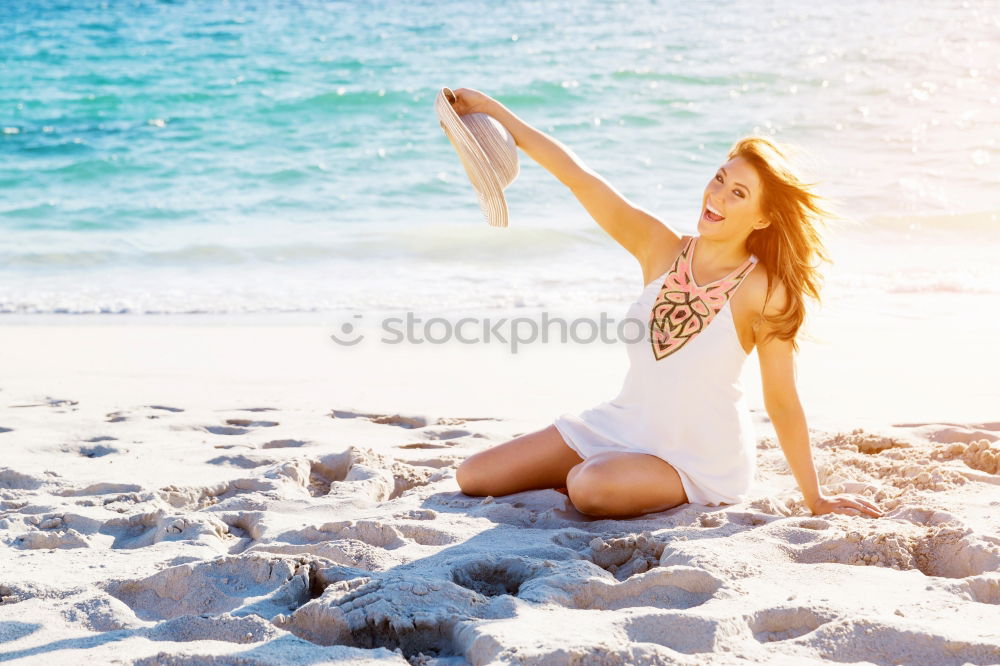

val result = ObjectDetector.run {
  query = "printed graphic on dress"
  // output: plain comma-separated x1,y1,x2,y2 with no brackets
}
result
648,237,756,361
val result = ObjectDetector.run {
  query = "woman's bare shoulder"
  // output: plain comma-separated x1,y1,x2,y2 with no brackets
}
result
744,264,789,317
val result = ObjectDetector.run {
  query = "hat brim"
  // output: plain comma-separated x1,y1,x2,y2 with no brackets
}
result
436,88,510,228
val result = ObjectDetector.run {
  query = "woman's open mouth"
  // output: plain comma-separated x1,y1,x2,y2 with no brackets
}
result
703,202,725,223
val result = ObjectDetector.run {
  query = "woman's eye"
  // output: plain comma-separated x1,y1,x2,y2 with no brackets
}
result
715,174,723,182
734,190,744,198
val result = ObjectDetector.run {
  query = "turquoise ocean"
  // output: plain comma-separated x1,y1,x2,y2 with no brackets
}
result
2,0,999,317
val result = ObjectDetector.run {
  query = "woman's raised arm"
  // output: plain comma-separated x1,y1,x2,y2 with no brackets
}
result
447,88,680,271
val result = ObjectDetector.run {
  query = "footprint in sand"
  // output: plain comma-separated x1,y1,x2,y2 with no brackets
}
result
95,492,150,514
13,513,95,550
282,518,407,549
202,418,280,436
396,522,456,546
449,555,541,597
261,439,311,449
305,450,435,501
0,468,45,491
728,511,782,527
204,425,252,435
399,456,460,470
10,396,78,410
103,553,326,621
207,454,279,469
331,409,429,429
275,573,482,660
162,448,433,509
331,409,498,430
792,518,832,530
418,427,485,441
801,618,1000,664
14,529,90,550
105,405,185,423
525,552,722,613
99,510,231,549
962,573,1000,605
217,511,268,546
305,457,350,497
56,482,144,498
747,606,835,642
62,443,121,458
219,406,279,413
435,416,500,425
620,610,724,652
224,418,279,428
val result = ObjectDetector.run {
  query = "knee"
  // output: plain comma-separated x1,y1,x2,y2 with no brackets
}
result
455,457,488,496
566,465,616,516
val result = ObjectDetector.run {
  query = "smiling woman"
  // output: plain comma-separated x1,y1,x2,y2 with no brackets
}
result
695,137,836,354
451,88,883,521
702,165,754,224
716,137,836,352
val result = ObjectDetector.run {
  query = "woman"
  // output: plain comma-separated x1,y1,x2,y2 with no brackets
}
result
450,87,883,521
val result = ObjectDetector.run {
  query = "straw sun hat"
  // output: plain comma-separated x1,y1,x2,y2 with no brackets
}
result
435,87,519,228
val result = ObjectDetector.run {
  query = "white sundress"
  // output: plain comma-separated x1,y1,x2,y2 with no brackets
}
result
553,234,759,506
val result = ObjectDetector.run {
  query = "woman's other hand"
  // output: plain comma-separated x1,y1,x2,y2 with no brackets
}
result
445,87,494,116
808,493,883,518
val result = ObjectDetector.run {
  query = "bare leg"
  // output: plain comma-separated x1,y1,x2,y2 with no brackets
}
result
455,424,585,497
566,451,689,518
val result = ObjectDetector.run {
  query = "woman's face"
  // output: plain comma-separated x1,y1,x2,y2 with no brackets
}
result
699,155,765,238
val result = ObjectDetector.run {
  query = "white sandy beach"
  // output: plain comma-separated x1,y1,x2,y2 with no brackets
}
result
1,312,999,665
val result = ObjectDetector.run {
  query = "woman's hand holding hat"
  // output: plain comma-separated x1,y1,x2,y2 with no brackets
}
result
445,87,494,116
435,86,520,228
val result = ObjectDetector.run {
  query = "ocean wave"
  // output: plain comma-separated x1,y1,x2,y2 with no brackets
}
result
0,223,610,269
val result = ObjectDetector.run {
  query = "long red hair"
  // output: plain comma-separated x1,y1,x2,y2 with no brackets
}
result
729,136,838,352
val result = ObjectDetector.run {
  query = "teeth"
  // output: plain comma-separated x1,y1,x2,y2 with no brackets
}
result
706,202,723,217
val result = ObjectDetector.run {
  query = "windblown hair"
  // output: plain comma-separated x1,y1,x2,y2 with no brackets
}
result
727,135,836,353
